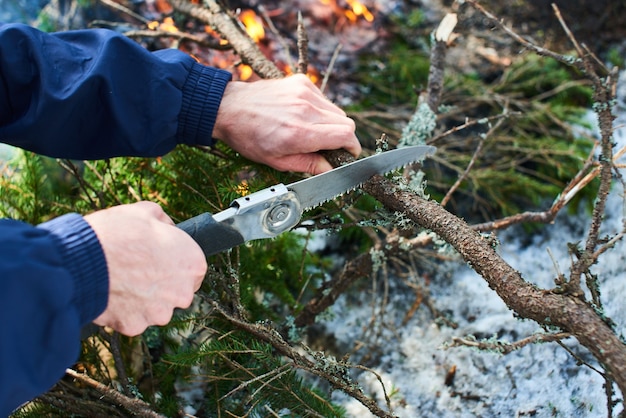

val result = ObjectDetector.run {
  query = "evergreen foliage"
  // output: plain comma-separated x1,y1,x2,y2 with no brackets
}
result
434,54,594,219
1,145,345,416
354,49,594,220
162,327,346,417
344,10,595,221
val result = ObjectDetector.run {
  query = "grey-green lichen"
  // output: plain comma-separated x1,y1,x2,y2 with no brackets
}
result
394,170,430,199
415,230,457,256
305,347,360,389
399,102,436,147
284,315,303,342
370,247,387,274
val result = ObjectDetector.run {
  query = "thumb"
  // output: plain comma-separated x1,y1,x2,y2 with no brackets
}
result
309,156,334,175
273,154,334,175
295,154,333,175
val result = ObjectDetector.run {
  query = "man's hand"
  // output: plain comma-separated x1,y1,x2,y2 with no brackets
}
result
213,74,362,174
84,202,207,336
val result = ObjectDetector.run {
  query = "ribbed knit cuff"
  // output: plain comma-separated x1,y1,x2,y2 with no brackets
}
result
177,63,232,147
38,213,109,326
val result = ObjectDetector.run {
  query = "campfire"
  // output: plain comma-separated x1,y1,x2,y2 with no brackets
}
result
319,0,375,24
239,9,265,43
135,0,381,89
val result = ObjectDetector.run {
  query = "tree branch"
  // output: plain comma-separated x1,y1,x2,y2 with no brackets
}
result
170,0,283,79
65,368,165,417
212,302,396,418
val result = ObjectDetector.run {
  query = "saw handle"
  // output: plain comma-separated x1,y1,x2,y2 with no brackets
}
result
177,212,245,257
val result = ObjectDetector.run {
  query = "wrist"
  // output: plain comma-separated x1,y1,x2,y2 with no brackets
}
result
212,80,244,143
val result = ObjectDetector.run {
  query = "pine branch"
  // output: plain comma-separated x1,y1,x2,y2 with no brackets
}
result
425,13,457,111
212,302,396,418
64,368,165,417
362,172,626,394
319,2,626,398
296,12,309,75
123,29,233,50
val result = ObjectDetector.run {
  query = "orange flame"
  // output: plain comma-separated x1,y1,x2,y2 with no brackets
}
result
284,65,320,85
307,70,320,84
148,16,179,33
239,9,265,42
346,0,374,22
203,25,230,46
238,64,254,81
319,0,374,23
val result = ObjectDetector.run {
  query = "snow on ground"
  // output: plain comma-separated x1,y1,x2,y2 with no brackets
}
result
326,249,616,417
323,73,626,417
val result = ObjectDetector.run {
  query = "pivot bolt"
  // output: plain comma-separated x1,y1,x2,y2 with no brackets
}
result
268,204,290,226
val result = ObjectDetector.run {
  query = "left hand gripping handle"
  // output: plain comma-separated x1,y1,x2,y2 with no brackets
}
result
177,213,245,257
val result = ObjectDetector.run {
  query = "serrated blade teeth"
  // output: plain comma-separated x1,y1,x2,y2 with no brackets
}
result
289,145,436,211
301,183,362,211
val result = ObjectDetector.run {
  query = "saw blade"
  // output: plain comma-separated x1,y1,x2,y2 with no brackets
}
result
288,145,436,210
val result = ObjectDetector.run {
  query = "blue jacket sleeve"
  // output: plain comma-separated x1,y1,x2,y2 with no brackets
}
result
0,22,232,158
0,214,108,416
0,23,232,415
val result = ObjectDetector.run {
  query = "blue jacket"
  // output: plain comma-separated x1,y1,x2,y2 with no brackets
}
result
0,23,232,415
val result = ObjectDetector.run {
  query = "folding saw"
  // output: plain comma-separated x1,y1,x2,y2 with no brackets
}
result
178,145,436,256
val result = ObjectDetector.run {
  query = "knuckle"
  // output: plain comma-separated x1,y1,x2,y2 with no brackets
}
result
196,257,208,276
123,323,146,337
176,291,195,310
154,309,174,326
346,117,356,130
135,200,163,216
270,159,291,172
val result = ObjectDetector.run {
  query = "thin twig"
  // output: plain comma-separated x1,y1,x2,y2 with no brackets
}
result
352,364,394,413
469,144,626,233
258,5,294,70
448,332,571,355
97,0,151,25
219,364,291,400
551,3,584,57
296,12,309,74
440,133,486,207
570,72,618,292
321,43,343,94
57,159,98,210
465,0,586,72
428,112,519,144
440,114,505,207
109,331,131,396
65,368,165,417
